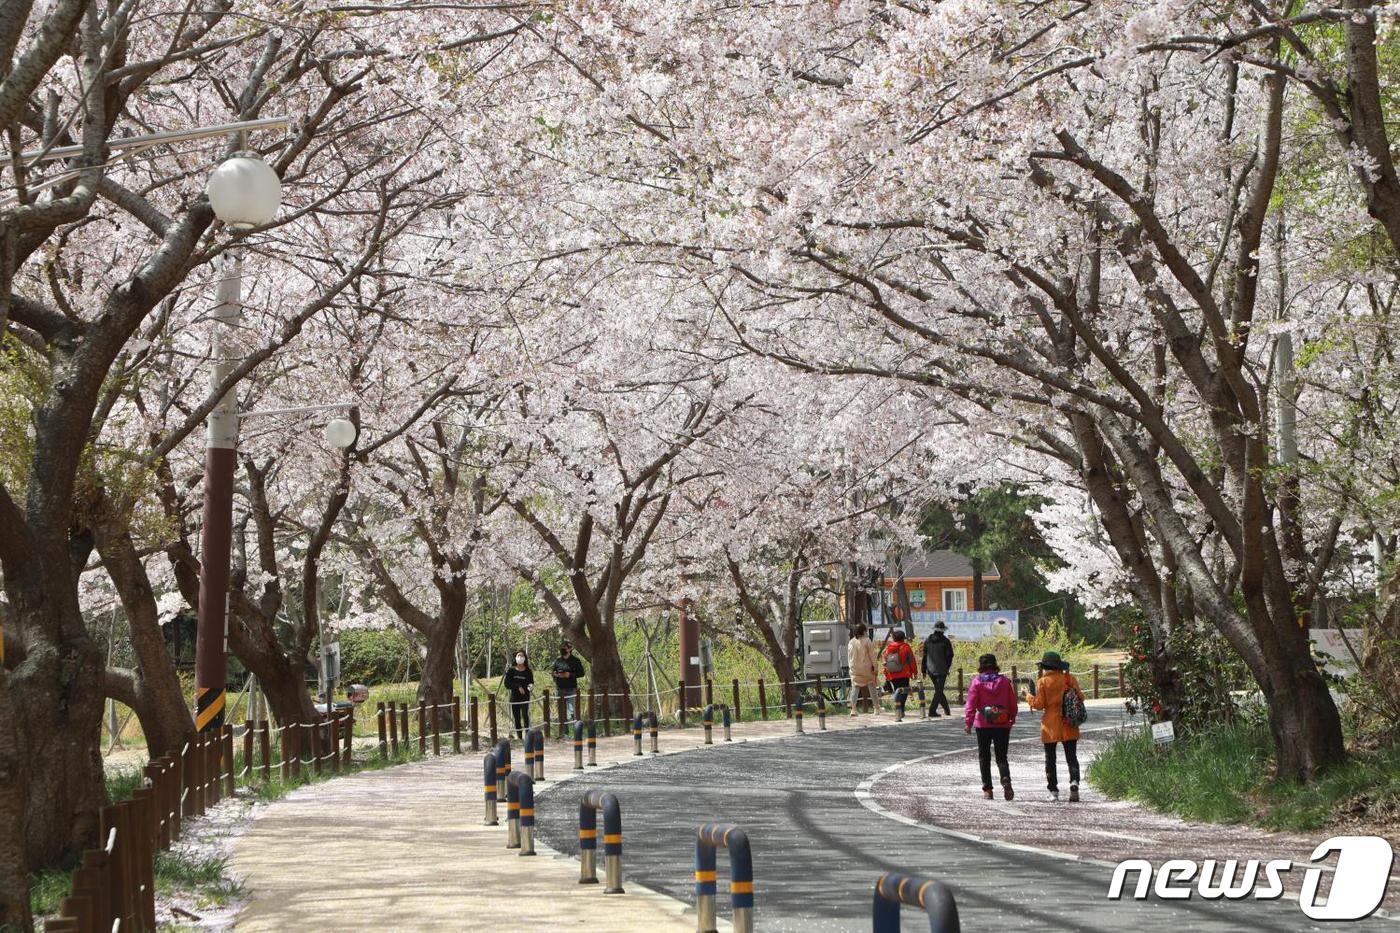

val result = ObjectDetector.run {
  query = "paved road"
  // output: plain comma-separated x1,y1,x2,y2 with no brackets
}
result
535,717,1334,932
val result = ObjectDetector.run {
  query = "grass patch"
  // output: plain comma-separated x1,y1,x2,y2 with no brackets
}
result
1088,719,1400,832
26,870,72,921
154,851,244,908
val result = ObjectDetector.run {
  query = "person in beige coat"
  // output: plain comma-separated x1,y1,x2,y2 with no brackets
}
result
847,623,880,715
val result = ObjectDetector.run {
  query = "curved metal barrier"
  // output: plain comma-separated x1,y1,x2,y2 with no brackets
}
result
871,871,959,932
573,719,596,771
505,770,537,856
482,750,499,825
703,704,733,744
578,789,625,894
695,822,754,933
526,727,545,781
631,710,659,756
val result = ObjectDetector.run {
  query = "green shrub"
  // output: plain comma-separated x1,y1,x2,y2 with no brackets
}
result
338,627,418,685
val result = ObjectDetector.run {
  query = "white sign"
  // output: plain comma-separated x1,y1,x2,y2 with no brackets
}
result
1151,720,1175,745
1312,629,1363,668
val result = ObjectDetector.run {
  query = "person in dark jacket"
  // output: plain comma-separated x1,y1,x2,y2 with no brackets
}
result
920,621,955,717
550,641,586,724
503,650,534,740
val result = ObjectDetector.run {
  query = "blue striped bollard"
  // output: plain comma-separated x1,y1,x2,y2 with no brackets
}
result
817,693,827,731
505,770,536,855
527,727,545,781
482,750,498,825
573,720,586,771
523,728,536,775
695,822,754,933
794,700,805,734
579,789,624,893
721,704,732,742
494,739,511,789
702,704,715,745
648,710,659,755
871,870,960,932
587,719,598,766
632,712,644,756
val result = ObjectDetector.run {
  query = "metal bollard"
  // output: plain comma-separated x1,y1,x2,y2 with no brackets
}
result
632,712,644,756
648,710,659,755
505,770,536,855
527,727,545,781
579,789,625,893
587,720,598,766
871,870,960,932
695,822,754,933
482,751,499,825
494,739,512,802
524,728,536,776
702,704,715,745
722,704,732,742
573,720,586,771
795,703,805,734
817,693,827,731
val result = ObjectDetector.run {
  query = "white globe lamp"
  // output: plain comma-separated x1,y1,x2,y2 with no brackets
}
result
324,417,358,450
206,154,282,229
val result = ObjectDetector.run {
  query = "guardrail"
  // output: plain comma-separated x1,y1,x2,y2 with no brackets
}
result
505,770,537,856
630,711,659,756
701,704,731,744
695,822,754,933
578,790,625,894
871,871,960,932
572,719,598,770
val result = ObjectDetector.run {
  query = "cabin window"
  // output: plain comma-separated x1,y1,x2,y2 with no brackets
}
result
942,588,968,611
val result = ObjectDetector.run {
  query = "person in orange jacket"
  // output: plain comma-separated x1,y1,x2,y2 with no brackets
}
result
881,629,918,718
1021,651,1086,802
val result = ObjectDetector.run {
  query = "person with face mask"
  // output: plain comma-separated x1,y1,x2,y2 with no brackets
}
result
550,641,587,725
503,649,534,740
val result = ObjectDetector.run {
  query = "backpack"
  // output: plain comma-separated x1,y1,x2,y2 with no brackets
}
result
883,649,904,675
1062,685,1088,727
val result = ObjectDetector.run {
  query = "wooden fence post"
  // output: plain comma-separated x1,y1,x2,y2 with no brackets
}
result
342,708,353,761
1011,666,1018,692
488,694,498,745
400,704,410,750
310,720,324,776
243,720,254,783
470,696,480,751
431,700,441,756
783,683,793,719
259,720,271,781
731,678,741,721
1118,663,1125,698
956,668,964,703
452,696,463,754
758,678,768,720
280,728,291,782
1092,664,1100,699
542,688,551,737
377,703,388,757
223,724,236,795
418,700,428,755
388,701,399,755
677,678,687,726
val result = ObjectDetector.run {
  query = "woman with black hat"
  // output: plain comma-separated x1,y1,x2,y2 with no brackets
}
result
1022,651,1086,802
963,653,1018,800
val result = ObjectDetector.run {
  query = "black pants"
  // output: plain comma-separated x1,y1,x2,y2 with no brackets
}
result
510,699,530,739
887,677,910,711
976,727,1012,790
928,673,951,715
1044,740,1080,791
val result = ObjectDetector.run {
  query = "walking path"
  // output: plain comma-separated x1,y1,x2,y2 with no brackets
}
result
228,707,905,930
228,700,1397,930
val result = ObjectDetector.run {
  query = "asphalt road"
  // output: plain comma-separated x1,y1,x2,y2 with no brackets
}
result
534,716,1334,932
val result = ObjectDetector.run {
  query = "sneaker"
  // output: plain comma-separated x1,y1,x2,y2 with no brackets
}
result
1048,789,1060,802
1002,779,1015,801
1069,785,1080,803
982,788,994,800
929,711,942,718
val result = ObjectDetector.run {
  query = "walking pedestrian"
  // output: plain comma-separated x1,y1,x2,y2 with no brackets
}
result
920,621,954,718
1022,651,1086,802
881,630,918,718
847,623,879,715
503,649,534,740
550,641,586,725
964,653,1018,800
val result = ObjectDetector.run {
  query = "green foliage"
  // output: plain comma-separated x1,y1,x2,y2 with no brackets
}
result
154,852,245,907
105,767,147,804
1337,634,1400,749
1089,719,1400,833
1122,619,1250,730
338,627,419,685
948,618,1094,674
26,871,71,924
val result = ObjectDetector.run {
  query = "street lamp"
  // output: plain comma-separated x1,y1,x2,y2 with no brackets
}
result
192,154,281,735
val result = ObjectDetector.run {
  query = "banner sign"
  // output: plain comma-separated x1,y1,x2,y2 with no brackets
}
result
878,609,1020,640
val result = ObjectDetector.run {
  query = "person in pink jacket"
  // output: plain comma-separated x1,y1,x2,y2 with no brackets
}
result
963,653,1018,800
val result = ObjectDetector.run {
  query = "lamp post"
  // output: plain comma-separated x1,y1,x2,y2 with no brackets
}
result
193,154,282,734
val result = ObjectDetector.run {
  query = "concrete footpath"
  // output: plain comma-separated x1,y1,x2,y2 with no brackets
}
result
229,705,912,930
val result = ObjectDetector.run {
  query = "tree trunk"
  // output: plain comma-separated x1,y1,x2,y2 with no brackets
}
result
582,623,632,721
229,620,317,728
1253,630,1347,781
417,613,462,704
0,669,33,931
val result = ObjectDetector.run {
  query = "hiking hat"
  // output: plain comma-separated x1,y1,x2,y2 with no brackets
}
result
933,621,947,632
1037,651,1069,670
977,653,999,672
